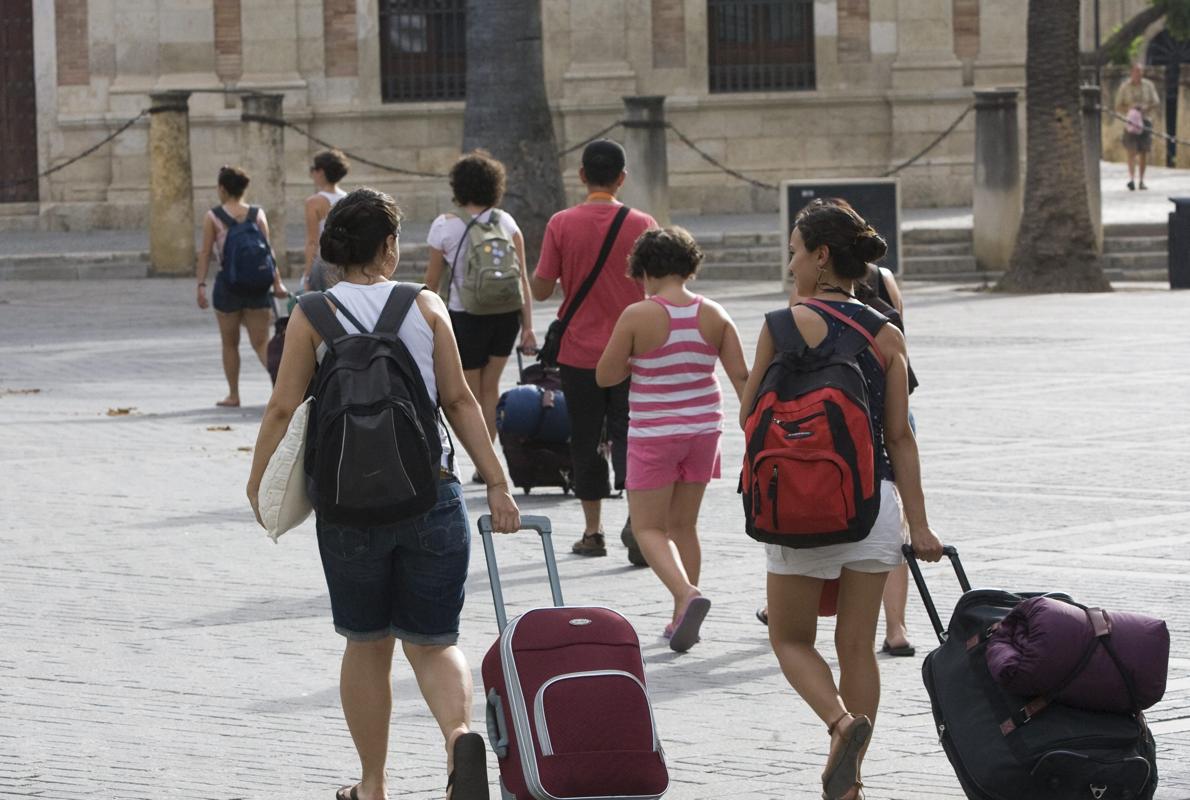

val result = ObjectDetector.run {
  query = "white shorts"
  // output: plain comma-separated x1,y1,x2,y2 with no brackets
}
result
765,480,907,579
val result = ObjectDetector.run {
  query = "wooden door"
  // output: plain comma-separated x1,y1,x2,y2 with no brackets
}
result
0,0,38,203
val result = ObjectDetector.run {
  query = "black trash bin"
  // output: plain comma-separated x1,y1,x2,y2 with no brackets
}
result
1168,196,1190,288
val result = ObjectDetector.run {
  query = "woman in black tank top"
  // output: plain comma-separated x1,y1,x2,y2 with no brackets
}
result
738,203,943,800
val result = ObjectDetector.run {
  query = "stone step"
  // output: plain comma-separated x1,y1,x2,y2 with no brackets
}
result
698,261,781,281
1104,221,1168,238
1103,235,1167,254
1104,268,1168,282
0,252,150,280
901,270,997,284
902,228,972,245
1103,251,1167,272
701,247,782,265
903,241,973,257
903,254,979,277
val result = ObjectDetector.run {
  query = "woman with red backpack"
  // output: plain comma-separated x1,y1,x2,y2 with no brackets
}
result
737,203,943,800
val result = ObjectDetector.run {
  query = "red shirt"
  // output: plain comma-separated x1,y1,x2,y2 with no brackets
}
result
534,202,657,369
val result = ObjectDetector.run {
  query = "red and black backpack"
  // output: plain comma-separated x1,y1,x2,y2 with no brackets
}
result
741,299,888,548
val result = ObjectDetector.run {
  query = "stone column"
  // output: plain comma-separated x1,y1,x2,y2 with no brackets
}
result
1082,85,1104,252
618,96,670,225
1177,74,1190,169
973,0,1027,87
891,0,963,90
972,89,1022,273
148,92,195,275
241,94,288,273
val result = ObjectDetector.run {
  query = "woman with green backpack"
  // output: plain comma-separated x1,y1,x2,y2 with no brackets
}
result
425,151,536,479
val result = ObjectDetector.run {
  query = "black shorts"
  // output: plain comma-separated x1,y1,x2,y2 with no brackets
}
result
213,272,271,313
449,309,520,370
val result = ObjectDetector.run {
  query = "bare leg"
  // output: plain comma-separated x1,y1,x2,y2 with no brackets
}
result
581,499,602,535
243,307,271,369
478,355,509,443
339,637,396,800
215,310,243,406
1138,151,1148,186
1127,150,1137,183
836,569,890,732
402,642,474,778
667,482,706,591
629,484,696,620
881,563,911,650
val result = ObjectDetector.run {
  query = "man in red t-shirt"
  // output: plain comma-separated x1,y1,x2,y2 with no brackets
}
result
532,139,657,560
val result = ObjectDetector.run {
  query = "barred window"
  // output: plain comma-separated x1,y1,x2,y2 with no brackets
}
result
379,0,465,102
707,0,815,93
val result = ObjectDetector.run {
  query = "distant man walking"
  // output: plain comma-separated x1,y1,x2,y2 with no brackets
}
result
531,139,657,563
1115,63,1161,191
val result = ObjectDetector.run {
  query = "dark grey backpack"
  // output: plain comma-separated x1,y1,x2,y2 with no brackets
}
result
298,284,444,526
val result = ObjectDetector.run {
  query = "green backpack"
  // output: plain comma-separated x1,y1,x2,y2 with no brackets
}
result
445,209,525,315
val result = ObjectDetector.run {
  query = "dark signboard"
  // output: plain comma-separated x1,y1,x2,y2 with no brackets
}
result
780,179,902,274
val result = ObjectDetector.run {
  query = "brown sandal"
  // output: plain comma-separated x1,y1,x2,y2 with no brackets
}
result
822,714,872,800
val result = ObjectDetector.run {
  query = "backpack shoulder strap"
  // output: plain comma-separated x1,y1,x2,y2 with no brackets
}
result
246,206,260,224
375,283,425,338
298,292,350,345
211,206,237,228
764,308,809,356
803,299,889,371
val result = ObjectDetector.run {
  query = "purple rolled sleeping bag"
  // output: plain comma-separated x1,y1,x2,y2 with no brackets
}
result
985,596,1169,713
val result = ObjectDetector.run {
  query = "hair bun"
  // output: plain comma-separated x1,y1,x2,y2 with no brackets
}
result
853,228,887,264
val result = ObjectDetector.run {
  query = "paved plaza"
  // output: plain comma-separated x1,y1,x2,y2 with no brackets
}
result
1,277,1188,799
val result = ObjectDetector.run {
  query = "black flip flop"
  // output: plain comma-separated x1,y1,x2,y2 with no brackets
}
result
447,731,489,800
756,607,769,626
335,786,359,800
881,639,916,657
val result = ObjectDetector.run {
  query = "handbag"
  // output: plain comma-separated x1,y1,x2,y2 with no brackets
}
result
259,397,314,541
537,205,632,368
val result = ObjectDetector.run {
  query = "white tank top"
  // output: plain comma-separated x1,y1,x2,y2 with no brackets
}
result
317,189,348,235
314,281,452,466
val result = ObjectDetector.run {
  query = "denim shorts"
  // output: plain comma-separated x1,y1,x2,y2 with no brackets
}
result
316,478,470,645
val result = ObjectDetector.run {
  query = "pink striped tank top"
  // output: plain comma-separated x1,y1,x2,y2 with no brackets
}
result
628,295,722,439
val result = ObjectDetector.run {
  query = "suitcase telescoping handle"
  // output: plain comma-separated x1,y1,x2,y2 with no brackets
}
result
902,544,971,645
478,514,565,633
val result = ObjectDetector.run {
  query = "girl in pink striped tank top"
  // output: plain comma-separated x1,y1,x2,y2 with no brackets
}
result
597,227,749,652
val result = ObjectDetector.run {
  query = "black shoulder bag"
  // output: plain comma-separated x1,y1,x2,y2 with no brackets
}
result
537,205,631,368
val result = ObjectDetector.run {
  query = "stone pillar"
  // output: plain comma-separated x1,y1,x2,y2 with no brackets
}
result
1177,74,1190,169
973,0,1026,87
891,0,963,90
148,92,195,275
618,96,670,225
241,94,288,272
972,89,1022,273
1082,85,1104,253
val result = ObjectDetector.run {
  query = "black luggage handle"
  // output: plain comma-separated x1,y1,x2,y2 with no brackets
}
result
902,544,971,645
478,514,565,633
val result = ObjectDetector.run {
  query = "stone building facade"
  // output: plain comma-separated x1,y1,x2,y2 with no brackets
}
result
2,0,1067,232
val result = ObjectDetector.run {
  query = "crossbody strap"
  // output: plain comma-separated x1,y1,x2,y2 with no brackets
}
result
803,298,889,371
555,205,631,335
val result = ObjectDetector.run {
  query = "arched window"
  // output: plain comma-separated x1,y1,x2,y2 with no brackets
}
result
707,0,815,93
379,0,466,102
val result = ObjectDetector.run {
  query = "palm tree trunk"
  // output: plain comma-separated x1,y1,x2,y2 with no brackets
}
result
461,0,565,267
999,0,1111,292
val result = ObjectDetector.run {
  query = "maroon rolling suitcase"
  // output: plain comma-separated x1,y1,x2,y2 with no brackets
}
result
478,514,669,800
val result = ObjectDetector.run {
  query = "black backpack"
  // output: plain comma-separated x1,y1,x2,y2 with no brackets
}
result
298,285,444,526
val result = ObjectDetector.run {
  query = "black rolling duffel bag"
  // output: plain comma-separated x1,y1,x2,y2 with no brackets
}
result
904,545,1158,800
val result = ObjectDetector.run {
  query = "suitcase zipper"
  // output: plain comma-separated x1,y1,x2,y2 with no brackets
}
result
532,670,660,757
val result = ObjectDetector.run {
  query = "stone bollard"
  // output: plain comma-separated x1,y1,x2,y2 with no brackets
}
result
241,94,288,274
972,89,1022,274
619,96,670,226
148,91,195,276
1082,85,1104,253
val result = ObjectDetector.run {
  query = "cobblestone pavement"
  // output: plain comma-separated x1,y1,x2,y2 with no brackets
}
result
1,278,1188,800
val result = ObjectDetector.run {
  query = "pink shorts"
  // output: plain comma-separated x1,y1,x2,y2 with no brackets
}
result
625,431,722,491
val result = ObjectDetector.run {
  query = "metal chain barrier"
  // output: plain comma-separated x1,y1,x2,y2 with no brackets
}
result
664,121,780,191
1098,105,1190,149
882,103,975,178
0,109,148,192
